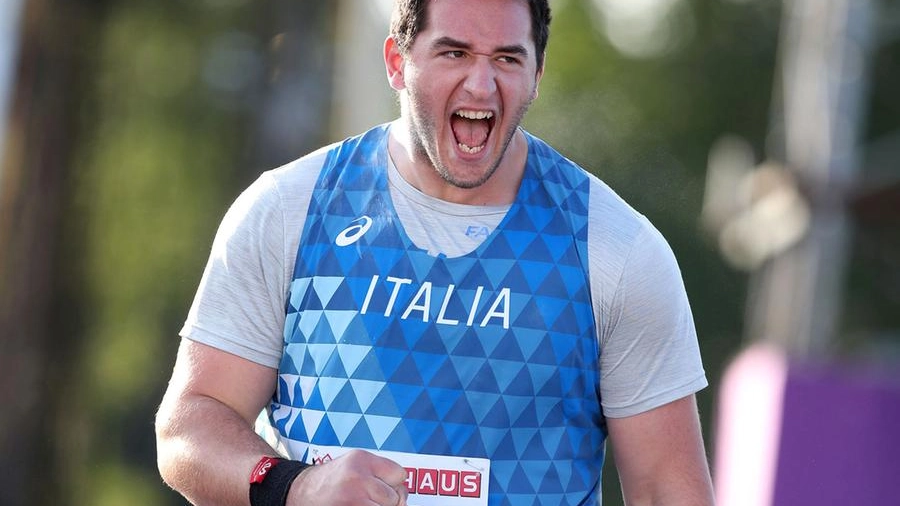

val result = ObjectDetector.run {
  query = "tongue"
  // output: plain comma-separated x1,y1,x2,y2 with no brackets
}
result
451,116,490,148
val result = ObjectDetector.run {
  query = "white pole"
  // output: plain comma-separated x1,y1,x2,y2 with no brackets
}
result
746,0,875,354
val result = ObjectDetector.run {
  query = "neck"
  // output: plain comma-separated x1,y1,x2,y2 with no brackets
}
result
387,119,528,206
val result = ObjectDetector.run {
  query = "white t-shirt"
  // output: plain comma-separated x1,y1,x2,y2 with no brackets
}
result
181,130,707,419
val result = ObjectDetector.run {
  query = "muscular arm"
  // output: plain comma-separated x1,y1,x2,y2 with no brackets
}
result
155,338,279,505
156,338,409,506
607,394,715,506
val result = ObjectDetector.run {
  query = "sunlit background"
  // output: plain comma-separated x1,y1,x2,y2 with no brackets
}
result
1,0,897,505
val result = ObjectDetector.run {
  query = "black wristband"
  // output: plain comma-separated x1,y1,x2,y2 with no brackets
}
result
249,458,310,506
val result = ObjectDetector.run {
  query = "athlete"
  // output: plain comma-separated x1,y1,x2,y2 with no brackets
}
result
155,0,716,505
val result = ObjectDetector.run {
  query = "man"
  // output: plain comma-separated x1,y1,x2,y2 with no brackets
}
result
155,0,716,505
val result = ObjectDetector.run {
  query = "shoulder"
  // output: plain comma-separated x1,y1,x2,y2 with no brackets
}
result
523,130,590,184
585,173,677,296
217,146,330,244
265,143,335,197
524,131,652,242
528,138,682,335
587,175,657,251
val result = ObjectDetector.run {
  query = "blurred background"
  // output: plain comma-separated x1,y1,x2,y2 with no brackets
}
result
0,0,897,505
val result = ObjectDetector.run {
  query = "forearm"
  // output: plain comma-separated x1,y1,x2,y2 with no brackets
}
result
156,392,276,506
615,428,714,505
618,466,715,506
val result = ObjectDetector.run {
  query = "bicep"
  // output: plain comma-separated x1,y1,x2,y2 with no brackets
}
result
606,395,714,506
163,337,278,425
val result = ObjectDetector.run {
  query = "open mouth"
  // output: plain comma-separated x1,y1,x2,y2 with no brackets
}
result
450,110,495,155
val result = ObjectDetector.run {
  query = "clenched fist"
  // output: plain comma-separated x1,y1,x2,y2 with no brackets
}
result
287,449,409,506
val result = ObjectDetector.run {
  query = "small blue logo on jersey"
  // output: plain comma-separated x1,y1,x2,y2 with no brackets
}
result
465,225,490,239
335,216,373,246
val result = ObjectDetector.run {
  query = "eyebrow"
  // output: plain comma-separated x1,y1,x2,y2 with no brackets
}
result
431,36,530,58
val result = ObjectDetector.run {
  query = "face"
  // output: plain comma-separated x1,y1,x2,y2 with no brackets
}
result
386,0,543,191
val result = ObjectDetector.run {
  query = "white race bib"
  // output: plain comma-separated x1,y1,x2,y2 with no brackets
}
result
305,445,490,506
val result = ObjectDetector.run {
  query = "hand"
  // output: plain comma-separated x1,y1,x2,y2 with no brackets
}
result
287,449,408,506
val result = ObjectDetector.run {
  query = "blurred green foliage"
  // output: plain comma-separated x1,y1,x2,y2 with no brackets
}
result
66,2,255,504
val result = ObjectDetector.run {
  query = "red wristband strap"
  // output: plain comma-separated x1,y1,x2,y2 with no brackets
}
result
249,456,309,506
250,456,283,484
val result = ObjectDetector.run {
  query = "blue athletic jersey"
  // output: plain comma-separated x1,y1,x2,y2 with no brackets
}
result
271,124,605,505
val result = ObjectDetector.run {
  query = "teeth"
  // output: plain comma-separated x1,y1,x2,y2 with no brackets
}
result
453,109,491,154
455,110,493,120
458,143,485,154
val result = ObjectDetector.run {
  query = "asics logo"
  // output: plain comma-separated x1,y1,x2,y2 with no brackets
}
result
335,216,373,246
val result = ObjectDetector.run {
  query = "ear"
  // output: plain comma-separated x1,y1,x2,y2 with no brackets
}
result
384,36,407,91
532,54,545,100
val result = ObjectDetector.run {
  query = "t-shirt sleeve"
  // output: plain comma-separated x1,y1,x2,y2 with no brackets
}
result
179,171,288,368
596,220,708,419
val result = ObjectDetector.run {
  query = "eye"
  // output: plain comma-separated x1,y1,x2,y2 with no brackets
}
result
497,55,522,65
443,50,466,59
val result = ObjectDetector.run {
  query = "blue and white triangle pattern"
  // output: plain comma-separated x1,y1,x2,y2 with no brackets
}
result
270,125,606,506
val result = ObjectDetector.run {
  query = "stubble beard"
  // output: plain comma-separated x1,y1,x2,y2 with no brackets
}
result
405,90,534,190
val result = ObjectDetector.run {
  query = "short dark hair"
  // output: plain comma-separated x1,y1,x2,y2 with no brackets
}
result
390,0,552,70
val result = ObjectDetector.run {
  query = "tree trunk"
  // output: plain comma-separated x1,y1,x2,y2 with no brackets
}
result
0,1,105,504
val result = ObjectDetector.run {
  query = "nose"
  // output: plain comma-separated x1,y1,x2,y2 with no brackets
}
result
462,56,498,99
